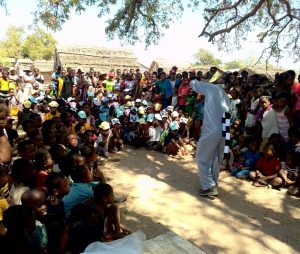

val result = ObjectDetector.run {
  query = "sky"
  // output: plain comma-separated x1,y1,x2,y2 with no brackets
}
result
0,0,299,70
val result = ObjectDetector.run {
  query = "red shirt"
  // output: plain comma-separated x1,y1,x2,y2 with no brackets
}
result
178,84,190,106
256,156,280,176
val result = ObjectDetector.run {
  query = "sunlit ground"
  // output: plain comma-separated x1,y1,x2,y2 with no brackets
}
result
103,147,300,254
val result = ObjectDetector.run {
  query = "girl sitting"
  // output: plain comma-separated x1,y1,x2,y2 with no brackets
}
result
249,143,282,188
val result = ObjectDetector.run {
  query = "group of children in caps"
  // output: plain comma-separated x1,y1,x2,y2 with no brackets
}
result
0,65,300,253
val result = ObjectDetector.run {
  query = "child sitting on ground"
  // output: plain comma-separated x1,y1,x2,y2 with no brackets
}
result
110,118,124,152
95,121,112,158
249,143,282,188
91,183,131,241
147,114,162,151
9,159,36,205
65,134,80,156
74,123,86,146
164,122,188,156
45,172,70,254
178,117,190,144
35,151,54,192
80,145,106,183
62,165,98,218
279,152,299,188
21,189,48,253
231,139,261,179
18,139,36,161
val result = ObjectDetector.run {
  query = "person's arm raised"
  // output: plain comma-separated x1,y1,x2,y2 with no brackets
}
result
190,79,216,95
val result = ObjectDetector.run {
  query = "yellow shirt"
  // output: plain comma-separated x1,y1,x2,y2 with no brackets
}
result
44,111,61,121
58,77,64,97
104,79,114,91
0,78,10,92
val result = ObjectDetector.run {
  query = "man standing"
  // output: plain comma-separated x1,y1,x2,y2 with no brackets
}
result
190,78,230,197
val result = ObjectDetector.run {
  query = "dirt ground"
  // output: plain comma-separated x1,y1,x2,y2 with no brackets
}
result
103,147,300,254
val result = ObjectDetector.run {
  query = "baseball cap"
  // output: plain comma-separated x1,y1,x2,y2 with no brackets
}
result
172,111,179,118
23,100,32,109
169,121,179,131
180,117,188,124
142,100,148,106
101,97,109,103
161,110,168,118
87,91,94,97
49,101,59,108
146,113,154,122
138,106,145,115
167,105,174,112
99,121,110,130
154,113,162,121
111,118,121,125
124,95,131,100
139,118,146,125
135,98,142,103
78,110,87,119
154,103,161,111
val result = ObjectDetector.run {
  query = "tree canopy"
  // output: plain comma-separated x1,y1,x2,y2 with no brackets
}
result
0,26,56,61
1,0,299,63
194,48,222,66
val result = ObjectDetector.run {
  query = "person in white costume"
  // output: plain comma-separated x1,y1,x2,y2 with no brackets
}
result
190,78,230,196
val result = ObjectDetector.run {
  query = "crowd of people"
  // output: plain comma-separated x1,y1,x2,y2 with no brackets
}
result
0,63,299,253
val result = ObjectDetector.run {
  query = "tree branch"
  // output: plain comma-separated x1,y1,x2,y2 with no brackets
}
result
200,0,265,41
199,0,244,37
254,18,292,66
266,0,278,25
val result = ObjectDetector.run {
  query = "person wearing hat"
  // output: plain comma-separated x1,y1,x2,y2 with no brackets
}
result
95,121,112,158
76,110,92,131
178,117,190,145
164,121,187,156
135,98,142,108
132,117,150,149
16,100,33,129
147,113,162,151
190,78,230,197
110,118,124,152
44,101,60,121
99,98,110,122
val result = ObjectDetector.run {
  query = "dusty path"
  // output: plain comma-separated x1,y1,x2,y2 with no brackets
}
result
103,147,300,254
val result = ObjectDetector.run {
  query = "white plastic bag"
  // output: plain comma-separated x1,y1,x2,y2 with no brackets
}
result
82,231,146,254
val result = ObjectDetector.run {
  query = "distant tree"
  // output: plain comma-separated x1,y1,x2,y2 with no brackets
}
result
194,48,222,66
22,29,56,60
223,59,244,70
0,25,25,59
0,26,56,61
1,1,299,63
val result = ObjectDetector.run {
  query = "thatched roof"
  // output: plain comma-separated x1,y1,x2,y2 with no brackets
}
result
55,45,139,73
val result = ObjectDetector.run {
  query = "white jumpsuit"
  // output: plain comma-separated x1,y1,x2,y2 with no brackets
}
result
190,80,230,190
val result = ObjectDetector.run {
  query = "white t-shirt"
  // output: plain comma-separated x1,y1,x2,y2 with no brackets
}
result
261,108,279,138
9,184,30,205
149,126,162,142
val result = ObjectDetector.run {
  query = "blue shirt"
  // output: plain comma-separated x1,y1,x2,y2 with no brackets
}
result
158,80,173,98
63,182,98,218
243,150,261,168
